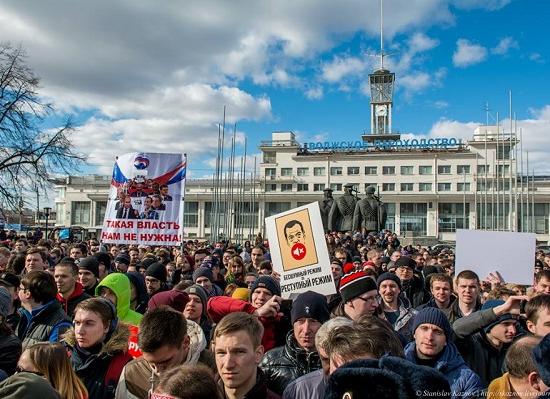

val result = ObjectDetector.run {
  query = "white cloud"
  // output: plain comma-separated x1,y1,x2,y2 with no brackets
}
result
321,56,368,83
453,39,488,67
451,0,511,11
305,86,324,100
491,37,518,55
399,68,446,95
408,32,439,54
529,53,543,63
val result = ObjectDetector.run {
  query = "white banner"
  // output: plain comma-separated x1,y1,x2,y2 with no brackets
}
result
455,229,536,285
100,152,186,246
266,202,336,298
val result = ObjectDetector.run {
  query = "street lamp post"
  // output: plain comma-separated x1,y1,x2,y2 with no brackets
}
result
43,207,51,240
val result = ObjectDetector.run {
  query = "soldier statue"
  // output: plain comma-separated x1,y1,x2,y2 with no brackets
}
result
319,188,334,231
353,185,387,233
328,183,358,232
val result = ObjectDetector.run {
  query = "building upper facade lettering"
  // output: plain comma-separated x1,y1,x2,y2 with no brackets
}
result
301,137,463,152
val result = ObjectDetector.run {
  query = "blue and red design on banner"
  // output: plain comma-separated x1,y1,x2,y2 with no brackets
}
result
101,152,186,246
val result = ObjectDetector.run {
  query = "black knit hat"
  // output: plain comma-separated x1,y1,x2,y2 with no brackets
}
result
146,262,167,282
192,267,214,283
115,253,130,265
533,333,550,386
376,272,402,290
139,257,157,270
291,291,330,324
339,271,378,302
93,252,112,270
78,256,100,278
394,256,417,270
412,307,451,338
250,275,281,297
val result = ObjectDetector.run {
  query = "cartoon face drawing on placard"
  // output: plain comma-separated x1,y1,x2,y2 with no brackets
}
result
275,208,319,271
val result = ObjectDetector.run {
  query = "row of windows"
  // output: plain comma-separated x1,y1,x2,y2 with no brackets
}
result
264,182,473,193
264,164,511,178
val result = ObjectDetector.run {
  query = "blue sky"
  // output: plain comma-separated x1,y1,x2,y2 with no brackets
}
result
1,0,549,178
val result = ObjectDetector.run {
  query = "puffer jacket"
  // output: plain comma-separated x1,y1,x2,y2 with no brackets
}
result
96,273,143,326
64,323,133,399
404,340,483,399
380,296,417,342
16,300,71,350
260,331,321,396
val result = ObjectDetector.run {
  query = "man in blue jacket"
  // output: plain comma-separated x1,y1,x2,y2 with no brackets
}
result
404,307,483,398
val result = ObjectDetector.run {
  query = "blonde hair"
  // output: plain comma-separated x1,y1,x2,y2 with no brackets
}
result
26,342,87,399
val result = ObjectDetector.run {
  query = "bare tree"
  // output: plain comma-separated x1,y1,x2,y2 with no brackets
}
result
0,43,85,212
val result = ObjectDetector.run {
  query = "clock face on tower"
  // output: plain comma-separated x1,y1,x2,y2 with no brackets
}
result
375,104,387,117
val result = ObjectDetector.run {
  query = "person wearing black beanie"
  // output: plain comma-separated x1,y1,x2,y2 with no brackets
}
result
145,262,168,297
92,252,111,280
77,256,100,296
393,256,431,308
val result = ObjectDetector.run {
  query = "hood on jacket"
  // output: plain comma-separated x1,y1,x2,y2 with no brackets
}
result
63,321,130,356
127,271,148,306
95,273,142,326
185,319,207,365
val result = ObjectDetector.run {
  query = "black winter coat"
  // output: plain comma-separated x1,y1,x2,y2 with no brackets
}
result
64,323,133,399
401,275,431,308
259,332,321,395
0,333,22,375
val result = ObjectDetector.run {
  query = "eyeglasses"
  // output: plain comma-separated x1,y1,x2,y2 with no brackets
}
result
356,294,380,303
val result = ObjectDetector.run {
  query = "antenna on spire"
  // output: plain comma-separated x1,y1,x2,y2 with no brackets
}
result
380,0,384,69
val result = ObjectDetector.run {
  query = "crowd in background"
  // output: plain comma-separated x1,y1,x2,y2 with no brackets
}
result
0,228,550,399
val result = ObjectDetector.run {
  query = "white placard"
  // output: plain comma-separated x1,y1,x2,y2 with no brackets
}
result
455,229,536,285
265,202,336,298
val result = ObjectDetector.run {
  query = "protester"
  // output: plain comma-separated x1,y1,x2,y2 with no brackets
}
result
393,256,431,307
417,273,455,315
404,307,483,398
16,271,72,349
448,270,482,323
526,294,550,337
333,270,379,320
153,364,220,399
116,307,214,398
64,298,133,399
532,332,550,392
0,371,61,399
77,256,100,296
0,286,21,375
183,284,212,343
453,295,527,387
260,291,329,395
25,248,49,273
488,335,548,398
96,273,143,326
534,270,550,295
213,312,280,399
193,266,224,297
17,342,88,399
54,258,90,318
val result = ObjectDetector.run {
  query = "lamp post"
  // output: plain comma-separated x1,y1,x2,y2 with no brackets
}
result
43,207,51,240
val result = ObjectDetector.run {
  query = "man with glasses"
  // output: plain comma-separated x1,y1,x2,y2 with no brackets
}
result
333,270,379,321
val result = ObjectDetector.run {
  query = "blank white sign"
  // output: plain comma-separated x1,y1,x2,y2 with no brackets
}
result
455,229,536,286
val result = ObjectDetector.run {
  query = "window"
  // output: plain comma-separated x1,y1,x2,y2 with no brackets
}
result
330,183,342,192
71,202,90,225
419,165,432,175
457,183,470,192
400,203,428,236
314,183,325,191
497,165,510,176
347,166,360,175
297,184,309,192
314,167,325,176
265,184,276,192
419,183,432,192
281,168,293,177
382,183,395,191
365,166,377,175
183,201,198,228
476,181,492,191
400,166,413,175
330,167,342,176
438,183,451,191
382,166,395,175
263,152,276,163
95,201,107,225
281,184,293,192
457,165,471,174
265,202,291,218
439,203,469,232
265,168,276,179
400,183,414,192
438,165,451,174
477,165,489,174
297,167,309,176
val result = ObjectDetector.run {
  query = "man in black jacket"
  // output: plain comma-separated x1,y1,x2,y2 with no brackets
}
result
453,295,527,388
392,256,431,308
260,291,330,395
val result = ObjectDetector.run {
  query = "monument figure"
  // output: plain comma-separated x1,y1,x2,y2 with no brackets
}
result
353,185,387,233
319,188,334,231
328,183,358,232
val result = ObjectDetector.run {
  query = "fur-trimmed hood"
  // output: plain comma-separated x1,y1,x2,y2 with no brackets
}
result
63,322,130,355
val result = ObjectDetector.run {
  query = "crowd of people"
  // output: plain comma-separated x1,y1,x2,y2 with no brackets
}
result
0,229,549,399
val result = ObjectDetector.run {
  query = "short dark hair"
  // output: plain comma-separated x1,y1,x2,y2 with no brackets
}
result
455,270,480,284
139,308,188,352
21,271,57,304
213,312,263,348
251,245,264,255
283,220,304,240
26,248,47,262
55,262,79,276
526,294,550,324
505,335,541,378
157,364,220,399
535,270,550,283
